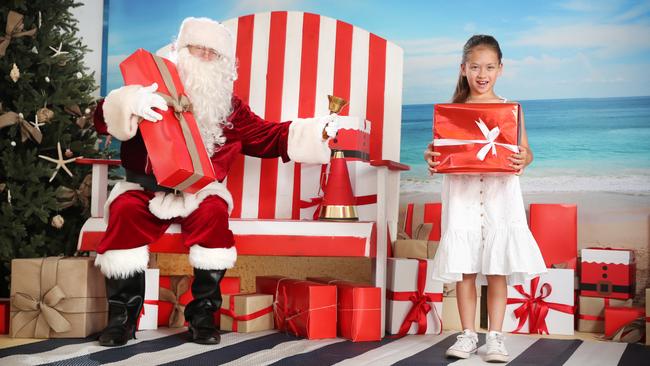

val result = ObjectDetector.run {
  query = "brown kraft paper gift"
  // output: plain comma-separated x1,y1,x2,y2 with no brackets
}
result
10,257,108,338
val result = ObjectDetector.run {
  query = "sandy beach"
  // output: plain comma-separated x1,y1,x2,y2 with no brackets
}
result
399,190,650,300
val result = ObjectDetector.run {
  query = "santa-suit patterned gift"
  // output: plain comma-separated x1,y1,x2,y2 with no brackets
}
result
92,17,340,347
580,248,636,300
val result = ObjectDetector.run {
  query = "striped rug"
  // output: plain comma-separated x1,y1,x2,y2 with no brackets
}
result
0,330,647,365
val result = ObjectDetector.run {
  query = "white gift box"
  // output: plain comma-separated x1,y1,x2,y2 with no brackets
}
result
503,268,575,335
386,258,443,335
137,268,159,330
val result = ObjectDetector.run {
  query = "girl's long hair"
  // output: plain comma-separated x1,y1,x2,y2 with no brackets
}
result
452,35,503,103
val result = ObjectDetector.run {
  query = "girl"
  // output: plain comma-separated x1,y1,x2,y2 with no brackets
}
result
424,35,546,363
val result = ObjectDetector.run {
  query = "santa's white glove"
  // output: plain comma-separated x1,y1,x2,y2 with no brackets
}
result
323,114,341,139
132,83,168,122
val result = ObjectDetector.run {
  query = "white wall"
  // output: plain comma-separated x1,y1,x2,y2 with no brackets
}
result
72,0,104,97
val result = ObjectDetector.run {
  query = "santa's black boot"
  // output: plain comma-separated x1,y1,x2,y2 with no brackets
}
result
184,268,226,344
98,272,145,347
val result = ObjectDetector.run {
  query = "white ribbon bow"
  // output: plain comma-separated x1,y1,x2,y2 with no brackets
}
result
434,118,519,161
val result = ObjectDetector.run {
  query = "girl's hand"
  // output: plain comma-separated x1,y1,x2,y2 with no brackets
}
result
424,142,441,174
508,145,529,175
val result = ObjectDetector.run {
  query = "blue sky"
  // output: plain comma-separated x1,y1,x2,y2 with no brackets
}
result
105,0,650,104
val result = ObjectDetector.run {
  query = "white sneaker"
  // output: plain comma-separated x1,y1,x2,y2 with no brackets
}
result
445,329,478,359
484,331,509,363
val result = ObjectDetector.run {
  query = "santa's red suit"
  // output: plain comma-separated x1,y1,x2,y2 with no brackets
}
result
93,16,335,347
93,94,330,278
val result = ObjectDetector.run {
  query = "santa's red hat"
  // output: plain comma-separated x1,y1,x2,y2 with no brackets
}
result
176,17,234,60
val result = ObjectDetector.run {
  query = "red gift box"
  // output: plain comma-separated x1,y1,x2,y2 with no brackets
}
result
433,103,520,173
307,277,381,342
0,298,9,334
119,49,216,193
404,202,441,241
604,306,645,338
581,248,635,300
255,276,337,339
530,204,578,269
157,275,240,327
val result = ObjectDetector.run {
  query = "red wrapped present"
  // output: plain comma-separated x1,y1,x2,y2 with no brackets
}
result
119,49,216,193
504,269,575,335
581,248,635,300
432,103,520,173
307,277,381,342
646,289,649,345
530,204,578,269
255,276,337,339
604,306,645,339
156,275,240,327
0,298,9,334
403,202,441,242
255,276,288,302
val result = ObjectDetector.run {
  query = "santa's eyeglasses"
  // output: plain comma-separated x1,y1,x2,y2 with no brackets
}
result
186,45,223,60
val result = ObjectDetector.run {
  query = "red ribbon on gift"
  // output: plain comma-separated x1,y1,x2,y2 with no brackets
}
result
136,299,159,329
387,259,442,336
506,277,574,334
218,295,273,332
578,298,609,322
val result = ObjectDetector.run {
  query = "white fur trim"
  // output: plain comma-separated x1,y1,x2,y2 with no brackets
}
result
103,181,144,225
176,17,234,60
94,246,149,279
189,245,237,270
103,85,142,141
288,117,332,164
148,180,234,220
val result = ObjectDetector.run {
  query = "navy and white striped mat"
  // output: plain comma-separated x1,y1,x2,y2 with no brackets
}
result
0,329,647,365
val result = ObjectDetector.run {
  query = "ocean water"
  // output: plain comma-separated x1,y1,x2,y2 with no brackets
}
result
400,96,650,193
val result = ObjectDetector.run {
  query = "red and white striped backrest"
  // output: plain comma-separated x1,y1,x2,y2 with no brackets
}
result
222,12,403,219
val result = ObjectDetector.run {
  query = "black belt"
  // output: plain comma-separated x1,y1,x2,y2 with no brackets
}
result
125,170,176,193
580,282,631,295
332,149,370,161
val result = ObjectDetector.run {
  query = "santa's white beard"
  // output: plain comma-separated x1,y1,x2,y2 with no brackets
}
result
176,48,237,156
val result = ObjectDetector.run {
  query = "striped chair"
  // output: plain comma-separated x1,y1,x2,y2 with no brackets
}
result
78,11,408,334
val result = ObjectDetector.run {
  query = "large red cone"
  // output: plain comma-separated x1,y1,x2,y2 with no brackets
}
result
319,151,358,221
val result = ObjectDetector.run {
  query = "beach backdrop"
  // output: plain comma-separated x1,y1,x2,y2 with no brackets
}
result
101,1,650,296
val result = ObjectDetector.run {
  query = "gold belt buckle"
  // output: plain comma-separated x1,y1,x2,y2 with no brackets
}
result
597,280,612,295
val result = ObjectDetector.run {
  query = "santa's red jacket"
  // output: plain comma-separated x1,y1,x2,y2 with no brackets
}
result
94,95,302,181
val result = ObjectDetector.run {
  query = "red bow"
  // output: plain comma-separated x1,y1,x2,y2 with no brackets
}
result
507,277,574,334
387,259,442,336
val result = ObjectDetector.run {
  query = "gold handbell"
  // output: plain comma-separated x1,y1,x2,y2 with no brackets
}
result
319,95,358,221
328,95,348,114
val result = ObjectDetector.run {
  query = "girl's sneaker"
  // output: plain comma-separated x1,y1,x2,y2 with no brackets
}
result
484,331,509,363
445,329,478,359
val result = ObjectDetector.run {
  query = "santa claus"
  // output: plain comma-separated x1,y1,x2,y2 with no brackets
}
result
93,17,339,346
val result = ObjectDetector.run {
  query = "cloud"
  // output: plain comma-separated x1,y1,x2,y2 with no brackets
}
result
611,2,650,22
511,22,650,58
558,0,617,13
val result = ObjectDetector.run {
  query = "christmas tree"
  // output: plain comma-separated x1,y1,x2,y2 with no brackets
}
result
0,1,108,296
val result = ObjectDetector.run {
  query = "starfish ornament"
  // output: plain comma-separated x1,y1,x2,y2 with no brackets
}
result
29,115,45,131
38,142,82,182
49,42,69,58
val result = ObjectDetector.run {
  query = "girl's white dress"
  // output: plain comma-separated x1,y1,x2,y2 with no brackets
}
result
431,100,547,285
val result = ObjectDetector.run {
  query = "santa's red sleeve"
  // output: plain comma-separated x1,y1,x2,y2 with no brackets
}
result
93,99,109,135
229,96,331,164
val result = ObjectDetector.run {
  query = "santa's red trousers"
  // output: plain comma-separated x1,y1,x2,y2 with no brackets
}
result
97,190,234,254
